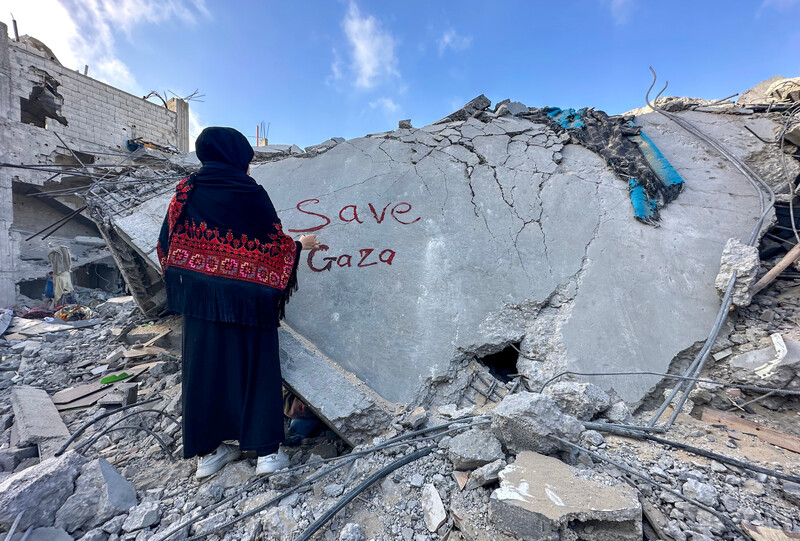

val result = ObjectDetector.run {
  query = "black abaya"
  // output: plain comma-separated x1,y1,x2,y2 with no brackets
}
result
181,315,284,458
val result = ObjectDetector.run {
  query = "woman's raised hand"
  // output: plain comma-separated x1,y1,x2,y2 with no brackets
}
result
299,235,321,250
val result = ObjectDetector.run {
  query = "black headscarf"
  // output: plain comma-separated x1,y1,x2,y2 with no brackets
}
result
157,127,301,327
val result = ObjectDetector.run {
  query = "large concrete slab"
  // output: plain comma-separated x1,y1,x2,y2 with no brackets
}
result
10,386,71,458
102,105,782,406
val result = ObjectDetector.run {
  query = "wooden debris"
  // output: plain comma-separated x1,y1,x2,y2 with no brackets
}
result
640,497,674,541
701,408,800,454
122,345,168,359
51,364,153,411
753,243,800,295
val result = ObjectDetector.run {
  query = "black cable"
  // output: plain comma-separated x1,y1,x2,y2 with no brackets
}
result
585,422,800,484
157,417,489,540
295,446,436,541
84,425,175,462
76,408,180,453
538,370,800,396
55,395,163,456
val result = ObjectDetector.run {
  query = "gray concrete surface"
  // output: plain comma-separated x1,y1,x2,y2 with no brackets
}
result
10,386,70,458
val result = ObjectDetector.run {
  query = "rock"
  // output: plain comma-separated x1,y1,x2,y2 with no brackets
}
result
715,238,760,307
0,450,87,530
542,381,611,420
260,506,295,539
402,406,427,428
682,479,718,507
580,430,605,448
380,477,402,506
323,483,344,498
490,451,642,541
55,458,137,533
435,94,492,124
122,501,161,532
448,429,505,469
78,528,109,541
421,483,447,532
14,527,74,540
339,522,366,541
465,459,505,490
102,515,125,534
409,473,425,488
189,511,226,537
491,392,584,455
213,460,253,489
781,480,800,506
603,401,634,424
398,119,413,129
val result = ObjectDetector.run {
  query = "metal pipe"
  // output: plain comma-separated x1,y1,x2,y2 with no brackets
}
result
24,205,87,241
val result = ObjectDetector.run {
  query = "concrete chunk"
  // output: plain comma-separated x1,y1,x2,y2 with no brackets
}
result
55,458,137,533
542,381,611,421
421,483,446,532
490,451,642,541
0,450,87,530
715,238,760,307
447,429,505,470
10,386,71,458
491,392,584,455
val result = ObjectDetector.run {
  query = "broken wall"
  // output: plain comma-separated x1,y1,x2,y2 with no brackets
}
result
0,22,190,305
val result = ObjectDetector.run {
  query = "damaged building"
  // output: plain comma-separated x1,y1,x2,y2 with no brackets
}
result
1,19,800,541
0,22,190,307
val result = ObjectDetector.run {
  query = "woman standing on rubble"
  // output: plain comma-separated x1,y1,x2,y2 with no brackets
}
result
157,127,319,478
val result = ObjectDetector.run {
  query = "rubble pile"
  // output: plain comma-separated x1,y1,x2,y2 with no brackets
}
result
0,275,797,540
0,75,799,541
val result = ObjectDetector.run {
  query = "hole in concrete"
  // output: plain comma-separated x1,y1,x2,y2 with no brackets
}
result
477,342,520,383
20,76,68,129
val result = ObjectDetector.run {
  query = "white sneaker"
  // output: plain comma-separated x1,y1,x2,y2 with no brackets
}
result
195,443,241,479
256,447,290,475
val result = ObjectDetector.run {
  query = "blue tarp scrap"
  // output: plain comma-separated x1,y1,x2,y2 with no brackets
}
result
530,107,685,225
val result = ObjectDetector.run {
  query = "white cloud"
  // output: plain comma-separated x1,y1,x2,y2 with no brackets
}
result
437,28,472,56
0,0,207,92
609,0,635,24
369,97,399,115
188,108,204,151
341,1,399,89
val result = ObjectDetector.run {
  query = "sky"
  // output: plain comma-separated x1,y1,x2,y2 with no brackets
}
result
1,0,799,149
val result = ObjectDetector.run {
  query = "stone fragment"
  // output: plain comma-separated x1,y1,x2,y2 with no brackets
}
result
681,479,718,507
781,480,800,506
421,483,447,532
448,429,505,470
339,522,366,541
189,511,226,537
715,238,760,307
323,483,344,497
55,458,137,533
398,119,412,129
78,528,109,541
452,470,469,490
0,450,87,530
465,459,505,490
489,451,642,541
10,386,71,458
260,506,295,539
122,501,161,532
213,460,254,489
603,401,634,424
434,94,492,124
491,392,584,455
16,527,74,540
402,406,427,428
409,473,425,488
542,381,611,420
